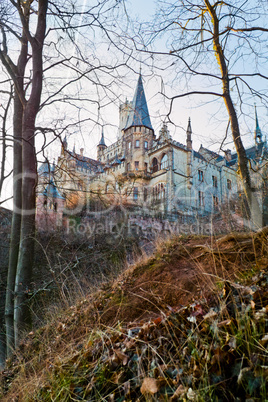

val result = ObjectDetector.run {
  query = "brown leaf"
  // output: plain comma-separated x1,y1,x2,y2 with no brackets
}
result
171,384,186,400
203,309,217,320
153,317,162,325
140,377,159,395
114,349,128,366
217,319,232,328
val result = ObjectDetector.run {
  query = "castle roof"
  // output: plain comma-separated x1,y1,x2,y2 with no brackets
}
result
124,74,153,131
38,160,51,176
98,127,107,147
186,118,192,135
43,179,65,199
255,105,262,141
69,151,101,171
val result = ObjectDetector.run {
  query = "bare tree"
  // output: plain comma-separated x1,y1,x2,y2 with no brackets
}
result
130,0,268,229
0,0,128,363
0,85,12,201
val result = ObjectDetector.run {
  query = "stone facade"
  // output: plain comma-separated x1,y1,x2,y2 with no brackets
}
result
36,75,268,230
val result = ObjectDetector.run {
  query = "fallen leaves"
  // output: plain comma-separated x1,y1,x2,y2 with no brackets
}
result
140,377,159,395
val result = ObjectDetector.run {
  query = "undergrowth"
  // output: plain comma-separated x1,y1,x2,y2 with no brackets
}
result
0,230,268,401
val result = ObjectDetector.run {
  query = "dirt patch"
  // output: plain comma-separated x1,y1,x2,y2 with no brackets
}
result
97,233,267,325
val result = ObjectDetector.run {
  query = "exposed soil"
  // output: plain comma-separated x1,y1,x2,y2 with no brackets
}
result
92,231,267,326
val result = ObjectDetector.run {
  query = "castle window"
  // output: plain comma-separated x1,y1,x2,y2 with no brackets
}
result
161,183,166,199
128,141,131,150
152,157,158,173
212,175,218,188
198,170,204,182
133,187,138,200
135,161,139,171
227,179,232,190
43,200,47,209
127,163,130,172
198,191,204,206
135,140,140,148
54,202,57,212
213,195,219,209
144,187,148,201
144,162,148,172
160,154,168,170
144,141,148,149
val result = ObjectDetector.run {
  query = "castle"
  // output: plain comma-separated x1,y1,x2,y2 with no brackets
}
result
36,74,268,231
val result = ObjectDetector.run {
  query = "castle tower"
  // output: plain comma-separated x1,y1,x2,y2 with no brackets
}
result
186,118,193,188
36,164,65,231
123,73,155,176
118,99,132,137
124,73,153,132
97,127,107,160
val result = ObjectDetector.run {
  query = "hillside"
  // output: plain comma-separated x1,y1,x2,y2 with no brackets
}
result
0,230,268,401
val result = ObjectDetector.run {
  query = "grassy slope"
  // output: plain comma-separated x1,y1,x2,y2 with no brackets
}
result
1,231,268,401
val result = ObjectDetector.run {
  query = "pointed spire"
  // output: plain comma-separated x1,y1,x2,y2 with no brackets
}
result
186,117,192,150
124,73,153,131
254,105,262,144
51,159,56,173
61,135,67,155
98,127,107,147
159,121,171,141
63,135,67,148
187,117,192,135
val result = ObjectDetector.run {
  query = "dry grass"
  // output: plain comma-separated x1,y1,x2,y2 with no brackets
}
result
1,230,268,401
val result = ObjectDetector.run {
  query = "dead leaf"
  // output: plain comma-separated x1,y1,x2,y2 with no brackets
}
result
203,309,217,320
140,377,159,395
171,384,186,400
153,317,162,325
217,319,232,328
260,334,268,346
114,349,128,366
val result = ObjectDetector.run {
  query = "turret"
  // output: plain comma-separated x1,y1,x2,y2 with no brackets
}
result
159,122,171,141
186,117,192,150
123,73,154,134
97,127,107,160
61,135,67,155
186,118,193,188
119,99,132,137
254,105,262,145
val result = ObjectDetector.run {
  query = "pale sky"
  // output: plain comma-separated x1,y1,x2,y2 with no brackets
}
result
0,0,267,208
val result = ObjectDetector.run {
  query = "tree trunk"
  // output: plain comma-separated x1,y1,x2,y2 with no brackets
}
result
5,93,23,358
4,25,28,357
13,110,37,346
204,0,263,230
14,0,48,346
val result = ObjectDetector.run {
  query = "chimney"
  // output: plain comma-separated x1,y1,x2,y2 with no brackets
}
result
224,149,232,162
80,148,84,156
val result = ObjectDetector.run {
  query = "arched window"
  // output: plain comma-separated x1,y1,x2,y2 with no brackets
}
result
152,157,158,173
54,202,58,212
43,199,47,209
133,187,139,200
160,154,168,170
